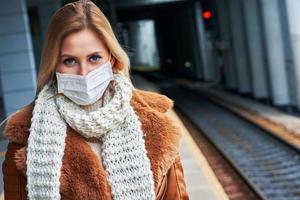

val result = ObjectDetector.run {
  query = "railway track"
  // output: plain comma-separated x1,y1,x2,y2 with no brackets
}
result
163,86,300,200
176,109,261,200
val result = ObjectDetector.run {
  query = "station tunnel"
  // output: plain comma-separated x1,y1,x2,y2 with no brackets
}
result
116,0,205,80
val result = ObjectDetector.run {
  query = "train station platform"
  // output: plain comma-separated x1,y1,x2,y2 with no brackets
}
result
132,75,229,200
134,73,300,199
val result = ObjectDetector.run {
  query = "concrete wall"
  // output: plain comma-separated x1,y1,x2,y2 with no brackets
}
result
0,0,37,117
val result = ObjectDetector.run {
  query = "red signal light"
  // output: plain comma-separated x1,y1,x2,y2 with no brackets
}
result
202,10,212,20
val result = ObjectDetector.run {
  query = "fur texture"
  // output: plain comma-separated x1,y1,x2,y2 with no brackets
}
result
4,89,181,199
4,102,34,145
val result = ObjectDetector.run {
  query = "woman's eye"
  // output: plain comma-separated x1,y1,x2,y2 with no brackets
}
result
63,58,76,65
89,55,101,63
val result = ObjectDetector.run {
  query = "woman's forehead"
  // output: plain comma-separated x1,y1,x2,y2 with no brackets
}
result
60,29,108,56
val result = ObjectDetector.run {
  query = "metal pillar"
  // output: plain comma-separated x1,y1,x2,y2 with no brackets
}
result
227,0,252,94
214,0,237,89
259,0,290,106
194,1,208,80
242,0,269,99
286,0,300,109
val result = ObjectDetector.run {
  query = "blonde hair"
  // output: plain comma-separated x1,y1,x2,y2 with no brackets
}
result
36,0,130,95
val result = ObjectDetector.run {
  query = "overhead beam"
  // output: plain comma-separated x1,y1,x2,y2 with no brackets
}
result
112,0,188,8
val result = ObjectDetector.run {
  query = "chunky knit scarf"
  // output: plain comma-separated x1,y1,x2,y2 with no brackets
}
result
27,73,156,200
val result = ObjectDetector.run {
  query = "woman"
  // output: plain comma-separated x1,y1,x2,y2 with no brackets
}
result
2,0,189,199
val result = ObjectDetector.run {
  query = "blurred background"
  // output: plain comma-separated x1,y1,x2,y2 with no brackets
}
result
2,0,300,199
3,0,300,118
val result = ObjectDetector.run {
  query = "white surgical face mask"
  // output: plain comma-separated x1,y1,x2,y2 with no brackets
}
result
56,61,114,106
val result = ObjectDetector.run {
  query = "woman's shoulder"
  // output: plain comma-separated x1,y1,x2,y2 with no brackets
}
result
3,101,34,145
132,88,174,113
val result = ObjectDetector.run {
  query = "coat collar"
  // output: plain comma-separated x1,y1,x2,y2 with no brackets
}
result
4,89,181,199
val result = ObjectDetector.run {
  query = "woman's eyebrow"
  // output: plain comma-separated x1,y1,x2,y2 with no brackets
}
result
60,51,103,58
87,51,103,57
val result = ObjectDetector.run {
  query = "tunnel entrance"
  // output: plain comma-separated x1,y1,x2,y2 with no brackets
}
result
116,1,206,81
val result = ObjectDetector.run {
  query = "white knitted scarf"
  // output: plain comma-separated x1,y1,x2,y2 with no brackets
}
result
27,73,156,200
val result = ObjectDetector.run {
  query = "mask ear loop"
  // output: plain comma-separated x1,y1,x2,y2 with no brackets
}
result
108,52,112,64
108,52,115,74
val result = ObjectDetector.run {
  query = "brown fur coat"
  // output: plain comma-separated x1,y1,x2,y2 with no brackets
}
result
2,89,189,200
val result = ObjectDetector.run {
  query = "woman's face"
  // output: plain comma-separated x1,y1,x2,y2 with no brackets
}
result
56,28,111,75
